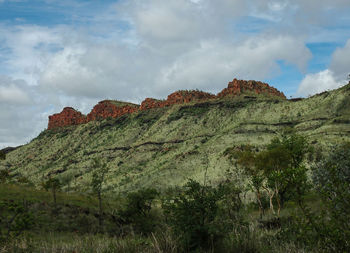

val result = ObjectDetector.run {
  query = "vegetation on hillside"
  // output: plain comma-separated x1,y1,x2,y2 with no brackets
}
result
1,84,350,194
0,84,350,251
1,132,350,252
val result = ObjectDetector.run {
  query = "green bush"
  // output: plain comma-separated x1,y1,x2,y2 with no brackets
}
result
311,142,350,251
278,142,350,252
119,188,159,235
0,200,34,244
163,180,228,252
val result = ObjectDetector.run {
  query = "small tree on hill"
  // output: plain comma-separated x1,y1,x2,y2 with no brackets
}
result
43,177,61,209
236,133,310,216
91,158,109,229
0,169,10,184
0,151,5,160
120,188,159,235
163,179,226,251
235,146,265,218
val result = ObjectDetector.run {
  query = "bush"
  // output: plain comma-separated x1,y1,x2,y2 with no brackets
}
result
0,200,34,244
311,142,350,251
278,142,350,252
119,188,159,235
163,180,228,252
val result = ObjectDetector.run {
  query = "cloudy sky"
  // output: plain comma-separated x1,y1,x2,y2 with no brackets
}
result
0,0,349,148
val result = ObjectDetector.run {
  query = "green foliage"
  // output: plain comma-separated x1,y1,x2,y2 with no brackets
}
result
90,158,110,229
163,179,228,251
42,177,61,207
0,200,34,244
262,133,311,207
0,151,5,160
166,104,210,123
311,142,350,251
119,188,159,235
42,177,61,192
91,158,109,196
0,169,10,183
236,133,311,216
277,142,350,252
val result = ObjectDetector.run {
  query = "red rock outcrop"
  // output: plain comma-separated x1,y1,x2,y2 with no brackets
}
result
217,79,286,99
140,98,165,110
87,100,139,121
48,79,286,129
48,107,87,130
140,90,215,110
166,90,216,105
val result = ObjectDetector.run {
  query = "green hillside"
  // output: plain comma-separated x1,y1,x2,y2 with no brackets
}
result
1,83,350,193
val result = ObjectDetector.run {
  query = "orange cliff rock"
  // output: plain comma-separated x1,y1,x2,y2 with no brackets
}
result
87,100,139,121
140,90,215,110
48,107,87,130
140,98,164,110
217,79,286,99
166,90,216,105
48,79,286,129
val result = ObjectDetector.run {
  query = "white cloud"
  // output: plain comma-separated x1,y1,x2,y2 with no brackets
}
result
0,25,63,85
297,39,350,96
0,0,349,148
155,36,311,93
330,39,350,80
0,76,32,105
297,70,345,96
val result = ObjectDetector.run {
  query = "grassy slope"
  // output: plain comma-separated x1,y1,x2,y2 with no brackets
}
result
1,84,350,193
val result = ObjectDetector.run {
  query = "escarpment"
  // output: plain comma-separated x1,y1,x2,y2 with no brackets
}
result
48,107,87,129
217,79,286,98
87,100,139,121
48,78,286,130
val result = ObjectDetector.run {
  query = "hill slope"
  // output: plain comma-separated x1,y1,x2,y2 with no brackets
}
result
1,81,350,193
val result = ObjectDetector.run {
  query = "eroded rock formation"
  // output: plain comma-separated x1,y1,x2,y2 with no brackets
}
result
140,98,165,110
166,90,216,105
48,79,286,129
140,90,215,110
217,79,286,99
87,100,138,121
48,107,87,130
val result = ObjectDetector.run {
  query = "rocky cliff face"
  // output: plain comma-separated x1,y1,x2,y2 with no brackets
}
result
87,100,138,121
166,90,216,104
48,107,87,130
48,79,285,129
217,79,286,99
140,98,165,110
140,90,215,110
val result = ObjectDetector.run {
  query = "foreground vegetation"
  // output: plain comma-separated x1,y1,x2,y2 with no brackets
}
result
1,133,349,252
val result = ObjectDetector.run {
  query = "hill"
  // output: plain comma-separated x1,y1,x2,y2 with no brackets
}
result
1,79,350,193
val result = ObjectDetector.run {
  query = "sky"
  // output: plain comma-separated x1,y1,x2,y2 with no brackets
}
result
0,0,349,148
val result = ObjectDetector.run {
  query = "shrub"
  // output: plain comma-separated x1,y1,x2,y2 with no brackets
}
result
163,180,227,252
119,188,159,235
0,200,34,244
311,142,350,251
279,142,350,252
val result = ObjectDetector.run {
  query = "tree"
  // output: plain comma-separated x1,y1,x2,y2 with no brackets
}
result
91,158,109,229
312,142,350,251
0,200,34,244
120,188,158,234
236,133,310,216
0,151,5,160
163,179,226,251
235,146,265,218
43,177,61,209
259,133,310,216
281,142,350,252
0,169,10,183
